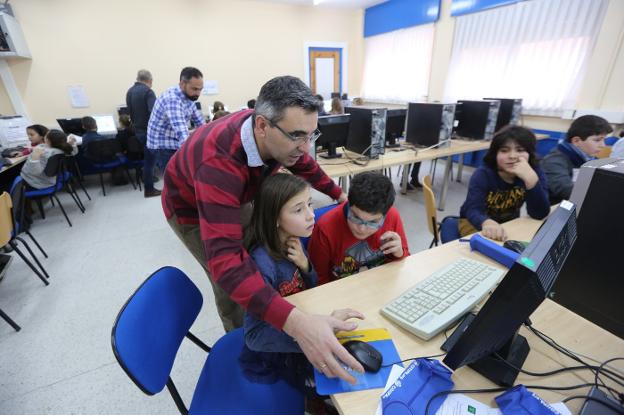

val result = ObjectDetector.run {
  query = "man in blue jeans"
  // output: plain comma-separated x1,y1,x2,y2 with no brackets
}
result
146,66,205,195
126,69,159,197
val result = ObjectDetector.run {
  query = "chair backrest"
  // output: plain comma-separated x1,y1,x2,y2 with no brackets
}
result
87,139,123,163
422,175,439,241
111,266,203,395
44,153,65,177
126,136,144,161
0,192,14,246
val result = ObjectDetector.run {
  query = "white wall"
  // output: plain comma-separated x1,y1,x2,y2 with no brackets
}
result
0,0,364,126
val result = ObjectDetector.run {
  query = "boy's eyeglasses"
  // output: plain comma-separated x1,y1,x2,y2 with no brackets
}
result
267,118,322,144
347,205,385,229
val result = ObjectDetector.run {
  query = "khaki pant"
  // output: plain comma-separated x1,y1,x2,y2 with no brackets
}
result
167,210,251,332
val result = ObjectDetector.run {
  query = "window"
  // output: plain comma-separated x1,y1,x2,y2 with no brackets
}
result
361,24,435,103
443,0,607,117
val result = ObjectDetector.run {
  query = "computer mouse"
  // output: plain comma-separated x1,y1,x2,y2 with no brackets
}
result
343,340,383,373
503,239,526,254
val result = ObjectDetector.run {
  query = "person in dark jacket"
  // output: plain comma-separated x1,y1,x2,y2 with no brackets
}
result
458,126,550,241
542,115,612,204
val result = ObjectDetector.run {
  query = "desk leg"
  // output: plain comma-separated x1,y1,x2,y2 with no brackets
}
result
438,158,453,211
457,154,464,182
401,164,409,195
340,175,348,193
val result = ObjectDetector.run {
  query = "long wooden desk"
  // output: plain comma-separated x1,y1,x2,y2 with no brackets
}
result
317,135,549,211
288,216,624,414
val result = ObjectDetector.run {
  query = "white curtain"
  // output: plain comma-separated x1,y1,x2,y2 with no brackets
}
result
443,0,608,117
361,24,435,103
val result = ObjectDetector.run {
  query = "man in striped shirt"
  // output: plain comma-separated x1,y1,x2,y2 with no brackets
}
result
147,66,205,194
163,76,364,385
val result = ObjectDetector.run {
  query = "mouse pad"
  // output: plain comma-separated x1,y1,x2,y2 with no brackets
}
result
315,328,402,395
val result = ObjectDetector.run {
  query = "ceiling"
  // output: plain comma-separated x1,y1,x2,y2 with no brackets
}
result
248,0,387,9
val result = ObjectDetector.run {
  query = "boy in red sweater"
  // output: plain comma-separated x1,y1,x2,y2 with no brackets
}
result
308,172,410,285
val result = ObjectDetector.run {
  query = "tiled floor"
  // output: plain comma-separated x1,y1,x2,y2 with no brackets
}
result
0,159,473,414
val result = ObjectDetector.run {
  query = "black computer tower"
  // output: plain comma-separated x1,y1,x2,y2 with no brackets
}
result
549,158,624,339
344,107,386,159
405,103,455,148
483,98,522,133
454,100,500,140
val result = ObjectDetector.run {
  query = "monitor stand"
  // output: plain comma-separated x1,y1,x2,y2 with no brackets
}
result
386,136,400,148
442,313,530,386
319,142,342,159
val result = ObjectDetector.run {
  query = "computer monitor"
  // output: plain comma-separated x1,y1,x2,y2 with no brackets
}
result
405,103,455,148
57,118,85,136
385,109,406,148
550,158,624,339
443,203,578,386
316,114,350,159
92,114,118,135
330,92,341,99
344,107,386,159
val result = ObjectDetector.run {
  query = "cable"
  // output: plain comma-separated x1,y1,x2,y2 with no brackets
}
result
561,395,624,414
382,353,447,368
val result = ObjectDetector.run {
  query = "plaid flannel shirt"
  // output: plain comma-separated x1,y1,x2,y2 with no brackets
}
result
147,85,205,150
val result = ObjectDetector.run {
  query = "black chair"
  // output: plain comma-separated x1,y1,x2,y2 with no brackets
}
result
9,178,48,260
125,135,145,192
0,307,20,331
85,139,136,196
66,155,91,203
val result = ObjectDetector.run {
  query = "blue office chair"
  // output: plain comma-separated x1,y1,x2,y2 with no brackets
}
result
301,203,339,249
111,266,304,414
439,216,461,244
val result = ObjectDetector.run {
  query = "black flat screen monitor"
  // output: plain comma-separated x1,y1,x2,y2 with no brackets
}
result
443,203,578,386
56,118,85,136
316,114,350,159
385,109,406,148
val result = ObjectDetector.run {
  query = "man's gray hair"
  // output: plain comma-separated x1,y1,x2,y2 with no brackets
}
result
136,69,152,83
255,76,321,123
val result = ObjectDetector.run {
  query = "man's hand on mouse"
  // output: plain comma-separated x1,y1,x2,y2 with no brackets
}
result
283,308,365,385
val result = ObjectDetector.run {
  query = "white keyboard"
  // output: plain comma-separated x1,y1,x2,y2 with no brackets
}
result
380,257,504,340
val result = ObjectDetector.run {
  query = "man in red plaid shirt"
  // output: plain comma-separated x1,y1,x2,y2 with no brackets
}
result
162,76,364,384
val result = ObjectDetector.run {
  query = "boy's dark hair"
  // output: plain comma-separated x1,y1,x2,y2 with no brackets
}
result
244,173,310,260
247,99,256,109
180,66,203,82
566,115,613,142
255,76,321,123
348,172,395,215
46,129,74,154
81,116,97,131
482,125,539,170
212,101,225,113
27,124,49,138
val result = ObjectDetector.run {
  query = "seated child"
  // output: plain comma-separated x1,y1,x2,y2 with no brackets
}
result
23,124,49,155
20,129,77,190
308,171,410,285
458,126,550,241
240,173,363,396
542,115,613,204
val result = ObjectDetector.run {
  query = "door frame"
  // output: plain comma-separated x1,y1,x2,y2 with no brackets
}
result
304,42,348,95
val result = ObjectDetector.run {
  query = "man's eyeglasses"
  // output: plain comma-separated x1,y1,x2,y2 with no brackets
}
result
347,205,385,229
267,118,322,144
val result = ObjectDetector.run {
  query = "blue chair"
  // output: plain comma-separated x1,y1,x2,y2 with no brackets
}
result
111,266,304,414
85,139,136,196
301,203,339,249
439,216,461,244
